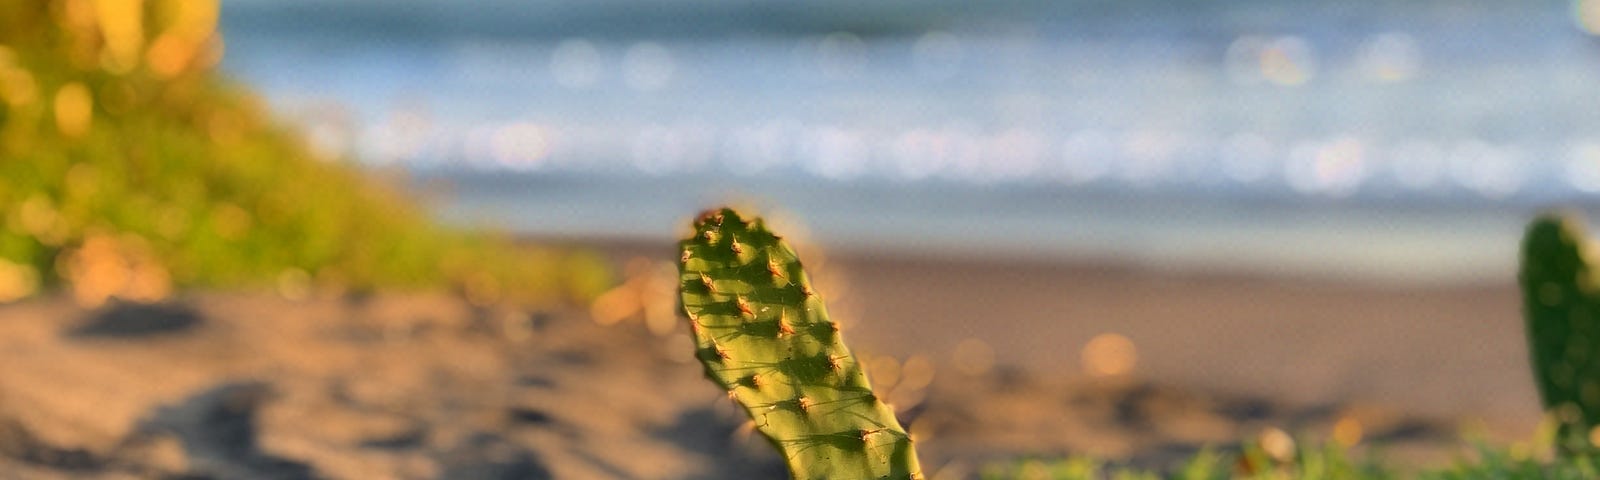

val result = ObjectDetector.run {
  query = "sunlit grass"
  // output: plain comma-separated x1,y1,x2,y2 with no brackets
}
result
0,0,609,306
979,440,1398,480
978,419,1600,480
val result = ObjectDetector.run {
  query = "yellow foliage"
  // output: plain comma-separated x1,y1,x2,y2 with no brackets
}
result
52,81,92,137
91,0,144,73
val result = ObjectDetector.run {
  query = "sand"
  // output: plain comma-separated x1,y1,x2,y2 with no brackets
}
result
0,243,1545,479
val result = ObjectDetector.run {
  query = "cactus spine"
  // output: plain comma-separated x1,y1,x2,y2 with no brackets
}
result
677,208,923,480
1521,212,1600,451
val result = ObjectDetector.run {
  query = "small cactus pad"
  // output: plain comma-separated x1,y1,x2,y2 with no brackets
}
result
678,208,922,480
1522,212,1600,450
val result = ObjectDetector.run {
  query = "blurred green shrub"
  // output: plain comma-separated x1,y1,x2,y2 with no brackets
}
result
1519,213,1600,453
0,0,609,306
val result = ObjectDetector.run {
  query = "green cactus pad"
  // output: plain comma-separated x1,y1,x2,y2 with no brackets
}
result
678,208,923,480
1521,212,1600,451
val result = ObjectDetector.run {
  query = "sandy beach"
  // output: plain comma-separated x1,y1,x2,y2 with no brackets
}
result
599,237,1537,418
0,241,1543,479
834,253,1535,423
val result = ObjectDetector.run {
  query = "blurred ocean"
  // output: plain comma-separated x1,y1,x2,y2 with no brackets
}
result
218,0,1600,285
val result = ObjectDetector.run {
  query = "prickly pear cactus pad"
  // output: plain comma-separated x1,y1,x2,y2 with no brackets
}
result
1522,212,1600,451
677,208,923,480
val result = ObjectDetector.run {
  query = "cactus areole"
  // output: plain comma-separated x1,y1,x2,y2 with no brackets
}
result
1521,213,1600,453
677,208,923,480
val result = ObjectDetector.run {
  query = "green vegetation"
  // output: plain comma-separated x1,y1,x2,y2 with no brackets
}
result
668,209,1600,479
0,0,607,306
980,441,1396,480
1520,212,1600,453
980,440,1600,480
677,207,922,480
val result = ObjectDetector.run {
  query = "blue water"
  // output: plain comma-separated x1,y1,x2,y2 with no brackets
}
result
218,0,1600,284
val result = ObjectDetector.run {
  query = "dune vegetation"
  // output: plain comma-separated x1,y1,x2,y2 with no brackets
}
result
0,0,609,308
